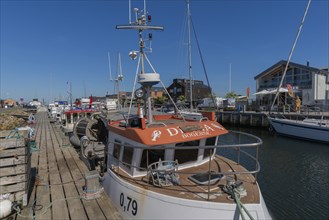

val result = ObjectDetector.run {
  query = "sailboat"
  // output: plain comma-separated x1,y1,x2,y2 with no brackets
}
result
174,0,203,121
106,52,124,111
267,0,329,144
100,1,272,219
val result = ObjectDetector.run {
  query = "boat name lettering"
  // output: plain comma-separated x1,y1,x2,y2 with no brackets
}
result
203,124,215,132
119,192,138,216
210,123,225,130
166,127,183,136
182,130,210,139
163,123,223,139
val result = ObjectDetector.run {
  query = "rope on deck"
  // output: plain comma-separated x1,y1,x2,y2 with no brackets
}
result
223,181,255,220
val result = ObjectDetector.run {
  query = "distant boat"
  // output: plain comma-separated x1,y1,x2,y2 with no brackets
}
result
266,0,326,143
268,116,329,144
60,108,99,135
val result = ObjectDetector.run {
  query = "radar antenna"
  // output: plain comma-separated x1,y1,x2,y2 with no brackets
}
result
116,0,164,124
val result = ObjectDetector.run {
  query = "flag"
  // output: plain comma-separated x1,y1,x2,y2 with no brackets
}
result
287,84,294,97
246,87,250,98
76,99,81,107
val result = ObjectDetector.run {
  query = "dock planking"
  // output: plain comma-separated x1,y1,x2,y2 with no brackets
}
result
12,111,121,219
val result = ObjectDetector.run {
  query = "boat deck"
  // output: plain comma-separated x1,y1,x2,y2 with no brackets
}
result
113,155,260,204
9,111,122,219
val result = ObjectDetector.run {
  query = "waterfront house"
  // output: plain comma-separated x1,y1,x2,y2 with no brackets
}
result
254,60,329,112
167,78,211,106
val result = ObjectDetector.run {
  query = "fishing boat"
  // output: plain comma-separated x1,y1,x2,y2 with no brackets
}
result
60,108,99,135
100,1,272,219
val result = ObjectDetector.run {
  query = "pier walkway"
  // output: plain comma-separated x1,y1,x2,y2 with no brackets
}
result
12,111,121,219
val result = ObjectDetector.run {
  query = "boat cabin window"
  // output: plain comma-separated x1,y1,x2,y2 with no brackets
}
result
113,140,121,159
139,149,165,171
203,137,216,159
174,140,199,164
73,113,78,122
66,115,72,124
122,144,134,169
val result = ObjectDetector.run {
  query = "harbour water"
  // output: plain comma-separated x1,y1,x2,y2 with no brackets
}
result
220,125,329,220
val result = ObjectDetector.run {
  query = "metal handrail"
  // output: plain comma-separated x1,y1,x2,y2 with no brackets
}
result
109,130,262,200
199,117,209,122
147,122,167,127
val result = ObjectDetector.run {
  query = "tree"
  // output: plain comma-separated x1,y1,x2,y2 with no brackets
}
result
178,95,185,102
154,96,168,105
225,91,239,99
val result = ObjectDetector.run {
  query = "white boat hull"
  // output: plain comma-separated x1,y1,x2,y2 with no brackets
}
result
268,117,329,143
102,170,271,220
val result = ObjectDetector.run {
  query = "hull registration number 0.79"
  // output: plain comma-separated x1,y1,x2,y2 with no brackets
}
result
119,192,138,216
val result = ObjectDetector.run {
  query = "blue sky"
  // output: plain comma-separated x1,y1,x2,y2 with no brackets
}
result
1,0,328,103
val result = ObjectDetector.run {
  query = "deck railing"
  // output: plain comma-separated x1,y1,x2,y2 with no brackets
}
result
107,130,262,201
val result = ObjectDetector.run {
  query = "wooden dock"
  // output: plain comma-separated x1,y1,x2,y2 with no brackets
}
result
217,111,269,127
6,111,121,219
216,111,329,127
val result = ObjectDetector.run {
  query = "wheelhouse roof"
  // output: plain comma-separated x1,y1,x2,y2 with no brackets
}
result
108,116,228,146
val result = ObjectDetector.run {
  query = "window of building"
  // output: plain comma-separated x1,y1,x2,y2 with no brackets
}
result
286,75,293,84
286,68,293,76
174,140,199,164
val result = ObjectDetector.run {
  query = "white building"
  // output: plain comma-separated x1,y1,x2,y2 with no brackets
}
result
254,60,329,111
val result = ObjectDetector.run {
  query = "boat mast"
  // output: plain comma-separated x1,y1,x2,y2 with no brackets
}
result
116,52,124,110
108,52,113,81
187,0,193,111
116,0,164,124
229,63,232,93
270,0,311,112
67,81,72,109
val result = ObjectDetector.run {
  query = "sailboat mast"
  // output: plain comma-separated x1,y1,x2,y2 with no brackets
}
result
187,0,193,111
270,0,311,112
229,63,232,93
117,52,122,109
108,52,113,81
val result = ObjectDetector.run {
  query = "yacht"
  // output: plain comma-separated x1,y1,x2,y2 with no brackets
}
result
268,115,329,143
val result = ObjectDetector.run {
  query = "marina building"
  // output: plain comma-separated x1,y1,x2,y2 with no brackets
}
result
254,60,329,111
167,78,211,106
